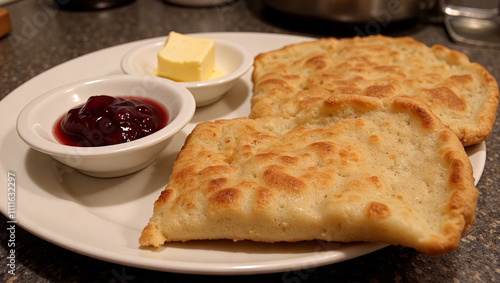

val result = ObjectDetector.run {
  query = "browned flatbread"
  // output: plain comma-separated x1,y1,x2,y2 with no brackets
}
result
251,35,499,146
140,95,478,256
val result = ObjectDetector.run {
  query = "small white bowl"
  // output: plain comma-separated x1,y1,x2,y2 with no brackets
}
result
16,75,196,178
121,37,253,107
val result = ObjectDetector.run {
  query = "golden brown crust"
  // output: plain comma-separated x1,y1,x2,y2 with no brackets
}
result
140,96,478,255
251,35,499,146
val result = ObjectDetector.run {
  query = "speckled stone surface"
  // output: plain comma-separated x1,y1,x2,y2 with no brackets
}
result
0,0,499,282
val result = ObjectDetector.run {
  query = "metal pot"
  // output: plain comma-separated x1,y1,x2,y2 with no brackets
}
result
262,0,436,23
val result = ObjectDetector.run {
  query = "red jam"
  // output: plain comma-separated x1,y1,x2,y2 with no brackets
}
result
54,95,168,147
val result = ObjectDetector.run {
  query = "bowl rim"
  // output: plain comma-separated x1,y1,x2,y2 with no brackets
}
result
16,74,196,158
120,37,254,88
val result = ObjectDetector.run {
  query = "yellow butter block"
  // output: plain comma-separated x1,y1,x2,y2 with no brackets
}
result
157,32,215,82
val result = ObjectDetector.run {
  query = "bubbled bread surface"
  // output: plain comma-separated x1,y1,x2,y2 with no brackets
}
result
251,35,499,146
140,96,477,256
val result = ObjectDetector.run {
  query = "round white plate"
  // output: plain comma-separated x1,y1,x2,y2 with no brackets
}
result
0,32,486,275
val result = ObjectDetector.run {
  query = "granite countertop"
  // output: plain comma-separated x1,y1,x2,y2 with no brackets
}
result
0,0,499,282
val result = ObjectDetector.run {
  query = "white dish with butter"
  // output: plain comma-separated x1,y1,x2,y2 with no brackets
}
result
121,36,253,107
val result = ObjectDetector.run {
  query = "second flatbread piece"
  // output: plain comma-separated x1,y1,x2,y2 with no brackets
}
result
251,35,499,146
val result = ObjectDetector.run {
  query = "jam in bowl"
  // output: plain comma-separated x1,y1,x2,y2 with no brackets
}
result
17,75,196,178
55,95,169,147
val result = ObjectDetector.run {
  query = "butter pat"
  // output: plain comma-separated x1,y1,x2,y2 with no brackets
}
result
157,32,216,82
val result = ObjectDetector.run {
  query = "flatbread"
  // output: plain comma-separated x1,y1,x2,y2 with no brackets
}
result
140,95,478,256
251,35,498,146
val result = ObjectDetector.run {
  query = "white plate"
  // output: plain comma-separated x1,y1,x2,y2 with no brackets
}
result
0,33,486,275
